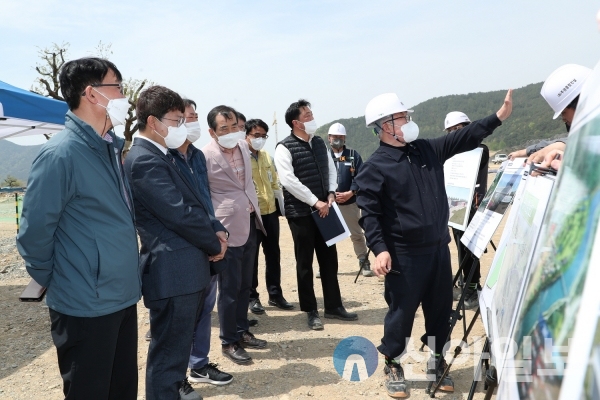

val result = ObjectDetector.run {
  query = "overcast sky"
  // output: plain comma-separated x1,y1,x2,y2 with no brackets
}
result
2,0,599,152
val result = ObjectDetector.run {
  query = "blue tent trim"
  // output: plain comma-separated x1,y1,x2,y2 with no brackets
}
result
0,80,68,125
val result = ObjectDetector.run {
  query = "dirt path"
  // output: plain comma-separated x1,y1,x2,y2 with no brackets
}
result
0,207,504,399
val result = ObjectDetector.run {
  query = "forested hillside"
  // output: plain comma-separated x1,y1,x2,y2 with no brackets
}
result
0,83,568,182
0,141,42,183
316,82,567,159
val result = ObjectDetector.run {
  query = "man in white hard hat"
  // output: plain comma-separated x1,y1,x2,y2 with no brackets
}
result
444,112,490,309
327,122,373,276
355,91,513,398
508,64,591,164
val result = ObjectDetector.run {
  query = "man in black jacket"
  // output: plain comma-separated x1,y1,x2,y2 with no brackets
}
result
125,86,226,400
274,99,358,330
355,90,512,398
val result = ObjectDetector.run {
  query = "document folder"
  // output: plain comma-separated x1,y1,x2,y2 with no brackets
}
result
311,202,351,246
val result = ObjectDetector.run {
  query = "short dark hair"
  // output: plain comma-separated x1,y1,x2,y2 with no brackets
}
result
207,105,237,130
285,99,311,128
236,112,246,124
136,85,185,131
245,119,269,135
183,98,197,109
59,57,123,110
566,95,580,110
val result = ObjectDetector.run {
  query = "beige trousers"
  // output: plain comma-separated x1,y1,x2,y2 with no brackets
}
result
338,201,368,259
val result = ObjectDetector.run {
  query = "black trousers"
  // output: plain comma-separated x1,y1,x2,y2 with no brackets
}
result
287,215,343,312
451,227,481,285
378,245,453,358
145,291,205,400
218,221,257,344
49,304,138,400
250,211,283,301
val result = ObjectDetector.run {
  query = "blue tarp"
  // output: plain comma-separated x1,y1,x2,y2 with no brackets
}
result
0,80,68,124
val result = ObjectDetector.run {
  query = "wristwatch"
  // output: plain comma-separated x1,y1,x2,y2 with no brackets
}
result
328,191,336,197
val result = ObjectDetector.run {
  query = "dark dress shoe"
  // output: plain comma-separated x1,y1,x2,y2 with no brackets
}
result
222,342,252,365
240,331,267,349
249,299,265,315
307,310,324,330
324,306,358,321
248,318,259,327
268,296,295,310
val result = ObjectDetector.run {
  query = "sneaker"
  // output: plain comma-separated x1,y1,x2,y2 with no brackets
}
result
179,378,202,400
384,362,409,398
463,287,479,310
316,270,321,279
189,363,233,386
427,356,454,392
145,329,151,341
360,258,375,277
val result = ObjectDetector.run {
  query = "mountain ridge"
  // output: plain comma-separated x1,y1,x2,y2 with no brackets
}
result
315,82,567,159
0,82,567,182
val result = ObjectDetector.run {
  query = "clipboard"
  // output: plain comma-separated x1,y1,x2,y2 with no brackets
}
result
311,202,351,246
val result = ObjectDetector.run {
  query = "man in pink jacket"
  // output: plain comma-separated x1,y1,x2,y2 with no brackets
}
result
202,105,267,365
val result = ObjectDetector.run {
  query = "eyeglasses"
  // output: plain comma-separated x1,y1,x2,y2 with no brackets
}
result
249,133,269,139
81,83,125,96
161,116,186,127
91,83,125,95
384,115,411,127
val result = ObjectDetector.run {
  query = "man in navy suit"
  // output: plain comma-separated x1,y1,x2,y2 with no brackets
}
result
124,86,227,400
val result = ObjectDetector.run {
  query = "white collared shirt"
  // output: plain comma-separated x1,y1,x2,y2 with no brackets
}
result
138,135,167,155
274,133,337,206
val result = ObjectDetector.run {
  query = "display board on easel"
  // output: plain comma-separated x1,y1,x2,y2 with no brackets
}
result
444,147,483,231
460,158,526,258
479,174,556,388
490,60,600,399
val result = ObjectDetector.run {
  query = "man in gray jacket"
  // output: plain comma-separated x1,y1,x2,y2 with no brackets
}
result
17,58,140,400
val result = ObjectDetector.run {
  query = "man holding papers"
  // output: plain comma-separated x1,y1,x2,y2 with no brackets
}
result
274,99,358,330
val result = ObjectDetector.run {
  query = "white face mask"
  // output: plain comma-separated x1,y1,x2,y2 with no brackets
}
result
185,121,202,142
94,88,130,128
216,130,245,149
400,121,419,143
302,119,318,135
250,137,266,151
155,119,188,149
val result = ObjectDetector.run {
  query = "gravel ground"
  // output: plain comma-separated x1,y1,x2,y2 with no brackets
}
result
0,212,503,400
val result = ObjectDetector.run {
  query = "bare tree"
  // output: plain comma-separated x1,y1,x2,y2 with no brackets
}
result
92,40,113,59
31,42,152,152
2,175,23,188
31,42,69,100
122,78,153,151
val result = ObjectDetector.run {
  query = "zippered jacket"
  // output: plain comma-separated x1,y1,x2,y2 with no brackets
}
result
17,111,141,317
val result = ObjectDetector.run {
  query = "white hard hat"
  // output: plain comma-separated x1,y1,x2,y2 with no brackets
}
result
365,93,413,127
444,111,471,130
541,64,592,119
328,122,346,136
